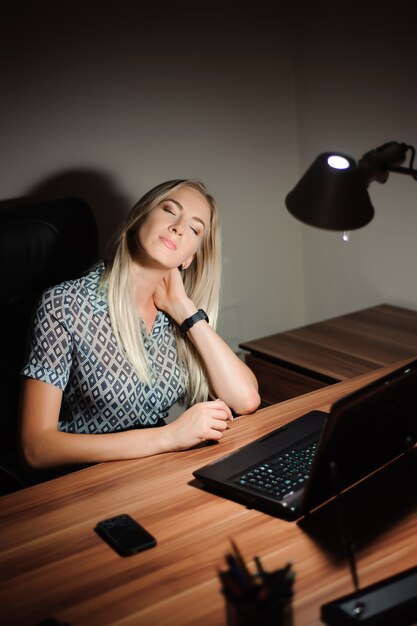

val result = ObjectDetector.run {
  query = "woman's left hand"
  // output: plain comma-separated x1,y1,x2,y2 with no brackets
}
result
153,268,196,324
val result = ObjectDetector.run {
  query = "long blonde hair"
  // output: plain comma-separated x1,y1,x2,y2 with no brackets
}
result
103,179,221,405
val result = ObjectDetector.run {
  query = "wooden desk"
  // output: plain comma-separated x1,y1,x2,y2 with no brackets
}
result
240,303,417,405
1,362,416,626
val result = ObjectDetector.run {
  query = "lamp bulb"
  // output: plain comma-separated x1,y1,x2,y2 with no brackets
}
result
328,155,350,170
342,230,350,242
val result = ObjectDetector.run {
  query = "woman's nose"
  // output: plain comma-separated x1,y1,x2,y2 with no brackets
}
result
169,221,184,235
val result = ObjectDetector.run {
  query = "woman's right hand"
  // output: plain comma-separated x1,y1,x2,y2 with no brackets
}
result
164,399,233,450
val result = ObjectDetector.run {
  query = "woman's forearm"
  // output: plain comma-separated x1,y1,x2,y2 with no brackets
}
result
153,272,260,414
186,320,260,414
19,378,175,470
22,424,175,470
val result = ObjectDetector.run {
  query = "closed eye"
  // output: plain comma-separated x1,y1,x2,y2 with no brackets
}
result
163,206,176,216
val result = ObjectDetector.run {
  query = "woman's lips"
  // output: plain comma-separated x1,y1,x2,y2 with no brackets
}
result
159,236,177,251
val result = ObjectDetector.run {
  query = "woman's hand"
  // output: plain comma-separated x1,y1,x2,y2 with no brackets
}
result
153,268,196,324
164,399,233,450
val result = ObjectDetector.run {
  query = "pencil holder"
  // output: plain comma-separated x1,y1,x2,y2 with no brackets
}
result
224,587,293,626
219,542,295,626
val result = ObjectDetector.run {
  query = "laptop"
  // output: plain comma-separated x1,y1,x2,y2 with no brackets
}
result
193,359,417,521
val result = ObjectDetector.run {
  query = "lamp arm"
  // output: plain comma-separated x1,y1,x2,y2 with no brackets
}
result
359,141,417,184
359,141,408,184
387,165,417,180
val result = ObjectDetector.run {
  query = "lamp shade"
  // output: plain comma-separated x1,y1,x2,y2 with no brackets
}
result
285,152,375,231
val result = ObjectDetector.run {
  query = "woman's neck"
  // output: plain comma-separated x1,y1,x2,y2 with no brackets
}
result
130,259,166,330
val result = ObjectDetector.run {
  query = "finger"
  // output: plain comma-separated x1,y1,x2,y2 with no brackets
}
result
212,399,233,420
210,417,230,432
206,429,223,441
206,421,227,438
216,409,233,422
208,408,232,422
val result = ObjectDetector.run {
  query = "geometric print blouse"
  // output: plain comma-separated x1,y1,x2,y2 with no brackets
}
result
21,263,187,434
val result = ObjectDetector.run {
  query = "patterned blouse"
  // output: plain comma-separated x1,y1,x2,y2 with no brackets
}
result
21,263,187,433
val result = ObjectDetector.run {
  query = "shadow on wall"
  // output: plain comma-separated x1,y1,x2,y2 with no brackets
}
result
0,168,132,257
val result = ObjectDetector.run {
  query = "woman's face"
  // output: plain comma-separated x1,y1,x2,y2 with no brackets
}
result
136,186,211,270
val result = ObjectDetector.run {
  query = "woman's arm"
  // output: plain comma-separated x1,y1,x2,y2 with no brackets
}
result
154,270,261,415
183,317,260,414
20,378,232,469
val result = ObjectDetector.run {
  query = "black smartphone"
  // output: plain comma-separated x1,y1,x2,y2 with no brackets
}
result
95,513,157,556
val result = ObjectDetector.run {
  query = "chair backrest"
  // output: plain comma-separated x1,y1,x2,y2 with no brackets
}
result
0,197,99,490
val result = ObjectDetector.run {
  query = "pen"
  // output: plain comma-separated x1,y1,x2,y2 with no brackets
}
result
218,568,245,599
225,552,250,589
229,539,253,587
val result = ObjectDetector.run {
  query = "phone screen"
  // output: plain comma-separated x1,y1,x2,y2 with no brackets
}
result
95,513,157,556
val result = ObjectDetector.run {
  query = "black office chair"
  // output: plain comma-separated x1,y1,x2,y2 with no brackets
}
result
0,197,99,494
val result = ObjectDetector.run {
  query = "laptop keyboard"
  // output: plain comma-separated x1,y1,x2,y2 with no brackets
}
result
234,441,318,500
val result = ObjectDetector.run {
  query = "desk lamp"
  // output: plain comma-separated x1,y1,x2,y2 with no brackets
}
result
286,140,417,623
285,141,417,240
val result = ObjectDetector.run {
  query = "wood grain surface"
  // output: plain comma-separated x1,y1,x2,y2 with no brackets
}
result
1,361,416,626
241,304,417,381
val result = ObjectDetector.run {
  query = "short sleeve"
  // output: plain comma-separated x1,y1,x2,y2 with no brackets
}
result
21,286,73,390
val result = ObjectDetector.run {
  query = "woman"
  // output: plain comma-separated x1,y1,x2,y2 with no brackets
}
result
20,179,260,470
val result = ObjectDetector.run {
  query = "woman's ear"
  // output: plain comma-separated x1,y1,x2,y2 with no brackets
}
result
181,254,195,270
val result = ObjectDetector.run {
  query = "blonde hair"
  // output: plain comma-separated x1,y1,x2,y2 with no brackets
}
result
103,179,221,405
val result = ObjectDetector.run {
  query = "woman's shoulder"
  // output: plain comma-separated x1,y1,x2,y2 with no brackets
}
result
40,262,107,310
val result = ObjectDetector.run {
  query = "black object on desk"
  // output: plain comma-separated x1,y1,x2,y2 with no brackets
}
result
95,513,157,556
219,540,295,625
321,442,417,625
194,358,417,521
321,565,417,625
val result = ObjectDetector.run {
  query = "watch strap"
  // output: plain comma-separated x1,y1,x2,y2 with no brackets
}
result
180,309,209,336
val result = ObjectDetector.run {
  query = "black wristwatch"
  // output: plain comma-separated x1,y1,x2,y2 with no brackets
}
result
180,309,209,336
